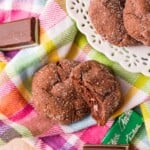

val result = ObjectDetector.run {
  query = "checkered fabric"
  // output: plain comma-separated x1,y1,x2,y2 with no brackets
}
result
0,0,150,149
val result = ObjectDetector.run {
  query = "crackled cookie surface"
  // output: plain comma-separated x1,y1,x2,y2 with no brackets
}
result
89,0,138,46
32,60,122,125
123,0,150,45
70,60,122,125
32,60,90,124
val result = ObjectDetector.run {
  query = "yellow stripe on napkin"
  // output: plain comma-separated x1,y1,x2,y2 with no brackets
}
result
48,49,60,62
134,74,150,92
0,62,6,72
112,86,138,118
41,32,56,54
140,102,150,141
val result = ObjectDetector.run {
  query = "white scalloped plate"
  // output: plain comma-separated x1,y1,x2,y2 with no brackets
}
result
66,0,150,76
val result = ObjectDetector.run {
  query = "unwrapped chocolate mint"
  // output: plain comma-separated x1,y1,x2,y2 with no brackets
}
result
83,144,130,150
0,17,39,51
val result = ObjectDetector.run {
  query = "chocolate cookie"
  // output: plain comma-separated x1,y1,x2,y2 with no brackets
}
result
89,0,138,46
123,0,150,45
71,60,122,125
32,60,90,124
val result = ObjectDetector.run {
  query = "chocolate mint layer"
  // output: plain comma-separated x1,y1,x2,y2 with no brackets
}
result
0,17,39,50
83,144,129,150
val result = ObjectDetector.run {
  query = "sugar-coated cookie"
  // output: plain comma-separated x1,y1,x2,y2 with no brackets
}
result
32,60,90,124
70,60,122,125
89,0,139,46
123,0,150,45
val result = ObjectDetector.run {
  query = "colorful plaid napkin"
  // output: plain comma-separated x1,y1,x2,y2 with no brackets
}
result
0,0,150,149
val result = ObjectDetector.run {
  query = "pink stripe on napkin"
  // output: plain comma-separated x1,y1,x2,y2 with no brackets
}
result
0,80,16,98
40,1,66,30
80,121,113,144
10,10,39,21
9,104,33,122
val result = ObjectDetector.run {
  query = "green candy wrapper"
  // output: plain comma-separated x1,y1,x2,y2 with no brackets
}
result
102,110,143,144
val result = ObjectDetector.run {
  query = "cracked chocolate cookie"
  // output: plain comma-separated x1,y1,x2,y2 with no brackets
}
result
70,60,122,126
32,60,122,125
32,60,90,124
123,0,150,46
89,0,139,46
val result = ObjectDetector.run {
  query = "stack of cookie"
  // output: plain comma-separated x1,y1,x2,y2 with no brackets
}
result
32,60,122,126
89,0,150,47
